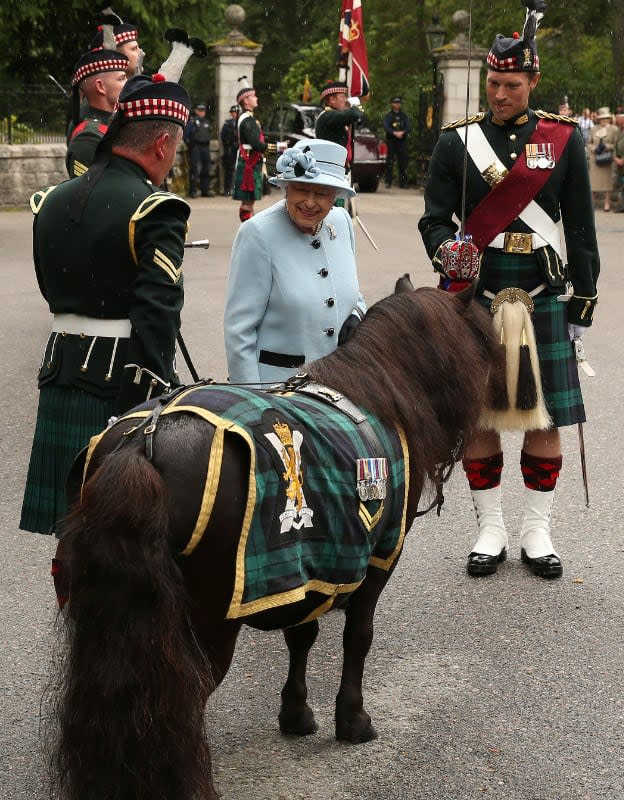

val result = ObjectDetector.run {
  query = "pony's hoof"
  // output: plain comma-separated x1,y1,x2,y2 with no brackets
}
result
335,716,378,744
278,706,318,736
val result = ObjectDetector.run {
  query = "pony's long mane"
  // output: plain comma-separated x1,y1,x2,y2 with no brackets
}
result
307,286,496,485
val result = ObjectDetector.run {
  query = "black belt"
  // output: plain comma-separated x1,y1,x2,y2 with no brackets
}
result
259,350,305,369
280,377,385,459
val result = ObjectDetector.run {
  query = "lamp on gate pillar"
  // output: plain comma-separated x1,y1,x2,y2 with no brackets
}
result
425,14,446,85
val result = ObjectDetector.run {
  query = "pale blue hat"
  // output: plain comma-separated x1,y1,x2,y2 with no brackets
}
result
269,138,355,199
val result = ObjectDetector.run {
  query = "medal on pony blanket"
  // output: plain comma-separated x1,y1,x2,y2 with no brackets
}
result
440,234,481,292
356,457,388,501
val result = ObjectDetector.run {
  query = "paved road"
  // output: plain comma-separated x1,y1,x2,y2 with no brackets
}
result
1,188,623,800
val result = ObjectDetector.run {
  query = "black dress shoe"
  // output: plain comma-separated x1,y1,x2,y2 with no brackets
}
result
521,548,563,578
467,549,507,576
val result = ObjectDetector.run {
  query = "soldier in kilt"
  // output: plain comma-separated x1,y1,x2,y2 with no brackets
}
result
233,78,267,222
418,0,599,579
20,32,206,535
66,49,128,178
89,12,144,78
66,11,144,143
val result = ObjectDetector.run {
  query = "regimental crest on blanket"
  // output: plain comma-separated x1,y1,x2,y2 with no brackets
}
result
265,419,313,533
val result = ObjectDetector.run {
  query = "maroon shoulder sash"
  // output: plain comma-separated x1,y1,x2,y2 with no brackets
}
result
465,119,575,251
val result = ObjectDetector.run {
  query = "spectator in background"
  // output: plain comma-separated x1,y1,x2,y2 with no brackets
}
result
576,107,594,144
220,105,239,196
383,96,411,189
587,107,618,211
184,102,215,198
613,112,624,211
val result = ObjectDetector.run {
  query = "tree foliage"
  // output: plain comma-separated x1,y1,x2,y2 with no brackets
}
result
0,0,228,87
1,0,622,118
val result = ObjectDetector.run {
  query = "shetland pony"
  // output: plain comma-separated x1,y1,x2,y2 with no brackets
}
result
50,279,498,800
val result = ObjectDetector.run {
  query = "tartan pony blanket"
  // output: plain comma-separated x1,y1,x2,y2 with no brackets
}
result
85,384,409,620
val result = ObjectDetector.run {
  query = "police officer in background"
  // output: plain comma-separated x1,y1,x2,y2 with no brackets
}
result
383,96,411,188
20,31,206,535
220,104,239,196
66,49,128,178
184,102,215,197
418,0,599,580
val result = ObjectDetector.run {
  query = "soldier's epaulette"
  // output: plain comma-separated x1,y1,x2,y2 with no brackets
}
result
131,191,190,223
535,110,578,125
30,186,58,215
441,112,487,131
129,191,190,266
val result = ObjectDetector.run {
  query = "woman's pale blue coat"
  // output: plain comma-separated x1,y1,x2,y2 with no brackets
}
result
224,198,366,385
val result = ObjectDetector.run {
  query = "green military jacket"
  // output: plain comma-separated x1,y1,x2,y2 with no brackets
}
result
32,156,189,413
238,112,266,153
315,105,363,149
65,105,112,178
418,109,599,326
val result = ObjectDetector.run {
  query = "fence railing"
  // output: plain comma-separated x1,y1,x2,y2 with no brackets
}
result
0,84,69,144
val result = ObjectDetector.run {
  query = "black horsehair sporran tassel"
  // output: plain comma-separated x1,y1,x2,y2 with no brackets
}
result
516,326,538,410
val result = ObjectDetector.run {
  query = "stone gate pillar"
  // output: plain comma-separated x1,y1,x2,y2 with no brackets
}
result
210,4,263,188
432,10,488,127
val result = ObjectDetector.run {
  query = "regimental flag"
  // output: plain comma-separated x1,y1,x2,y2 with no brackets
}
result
338,0,370,98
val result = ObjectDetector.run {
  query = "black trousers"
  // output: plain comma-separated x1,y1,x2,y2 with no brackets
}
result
189,146,212,196
222,148,237,195
385,138,409,187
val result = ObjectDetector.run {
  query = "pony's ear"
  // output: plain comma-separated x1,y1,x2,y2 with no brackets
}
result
453,281,477,309
394,273,415,294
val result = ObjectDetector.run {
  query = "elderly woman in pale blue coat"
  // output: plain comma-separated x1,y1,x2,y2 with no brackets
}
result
224,139,366,385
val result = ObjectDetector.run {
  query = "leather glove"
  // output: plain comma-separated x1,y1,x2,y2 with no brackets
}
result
338,313,361,345
568,323,590,340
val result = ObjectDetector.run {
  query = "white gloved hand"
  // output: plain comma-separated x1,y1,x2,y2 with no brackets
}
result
347,96,361,107
568,323,590,340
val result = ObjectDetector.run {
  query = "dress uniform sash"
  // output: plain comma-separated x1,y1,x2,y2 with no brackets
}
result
457,119,575,254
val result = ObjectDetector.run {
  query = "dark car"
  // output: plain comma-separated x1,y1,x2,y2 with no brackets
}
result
263,102,386,193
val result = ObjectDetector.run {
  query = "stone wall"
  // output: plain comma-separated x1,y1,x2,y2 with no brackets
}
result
0,142,220,206
0,144,67,207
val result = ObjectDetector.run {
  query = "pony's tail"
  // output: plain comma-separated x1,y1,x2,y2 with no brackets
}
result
51,441,218,800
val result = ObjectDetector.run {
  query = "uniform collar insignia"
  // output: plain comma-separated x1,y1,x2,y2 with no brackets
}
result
490,111,529,127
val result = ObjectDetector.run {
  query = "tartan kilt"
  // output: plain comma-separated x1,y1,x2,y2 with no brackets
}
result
20,385,114,534
232,158,263,201
478,251,585,428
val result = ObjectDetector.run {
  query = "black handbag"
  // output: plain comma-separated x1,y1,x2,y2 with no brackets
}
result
594,139,613,166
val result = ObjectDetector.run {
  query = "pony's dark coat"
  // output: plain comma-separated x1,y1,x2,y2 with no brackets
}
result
50,281,497,800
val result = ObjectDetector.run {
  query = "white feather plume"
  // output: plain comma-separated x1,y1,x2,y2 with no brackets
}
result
158,40,194,82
